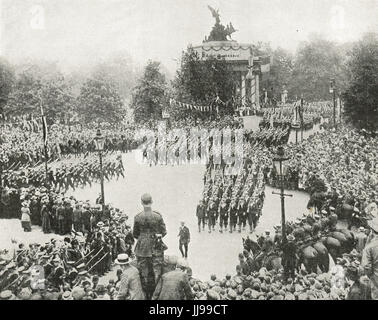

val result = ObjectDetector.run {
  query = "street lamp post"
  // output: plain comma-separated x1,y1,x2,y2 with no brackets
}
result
272,146,292,244
94,129,106,219
330,78,336,128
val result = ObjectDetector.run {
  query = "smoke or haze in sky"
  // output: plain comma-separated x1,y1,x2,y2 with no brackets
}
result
1,0,377,73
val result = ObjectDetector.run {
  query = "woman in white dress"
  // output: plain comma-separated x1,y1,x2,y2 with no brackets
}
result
20,201,31,232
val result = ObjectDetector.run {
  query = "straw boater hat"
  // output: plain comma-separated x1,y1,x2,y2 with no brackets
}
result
115,253,130,265
0,290,16,300
62,291,73,300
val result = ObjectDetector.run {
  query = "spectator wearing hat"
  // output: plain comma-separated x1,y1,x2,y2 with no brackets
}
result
64,200,74,234
346,265,371,300
361,220,378,300
0,290,16,300
356,227,368,253
238,253,250,276
57,201,65,235
20,201,31,232
133,193,167,299
178,221,190,259
82,203,92,233
282,234,298,282
41,199,51,234
61,291,73,300
152,258,193,300
115,254,145,300
94,285,111,300
73,203,83,233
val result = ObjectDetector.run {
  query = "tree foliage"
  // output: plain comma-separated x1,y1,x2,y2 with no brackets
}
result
343,33,378,131
92,52,140,100
131,61,167,123
261,47,294,100
172,46,237,117
0,58,15,115
289,34,346,101
4,63,75,123
78,69,125,124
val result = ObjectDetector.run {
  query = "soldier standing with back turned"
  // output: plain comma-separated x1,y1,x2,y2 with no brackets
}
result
133,194,167,300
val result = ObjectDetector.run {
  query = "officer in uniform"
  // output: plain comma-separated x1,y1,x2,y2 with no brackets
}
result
218,199,229,233
207,200,217,233
237,199,247,233
196,200,205,233
133,194,167,299
229,200,238,233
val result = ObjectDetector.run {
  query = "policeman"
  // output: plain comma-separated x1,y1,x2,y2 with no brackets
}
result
133,194,167,300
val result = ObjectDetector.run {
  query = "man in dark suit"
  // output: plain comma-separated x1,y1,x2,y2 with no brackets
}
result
152,258,193,300
178,221,190,259
133,193,167,299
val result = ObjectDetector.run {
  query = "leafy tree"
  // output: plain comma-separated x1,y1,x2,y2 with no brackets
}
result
289,34,345,101
78,69,125,124
5,63,75,123
5,68,42,118
0,58,15,116
42,75,76,124
260,47,294,101
172,46,237,118
92,52,140,100
343,32,378,131
131,61,167,123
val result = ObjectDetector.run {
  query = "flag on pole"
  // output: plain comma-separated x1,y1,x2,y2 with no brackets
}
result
42,115,48,146
40,102,48,146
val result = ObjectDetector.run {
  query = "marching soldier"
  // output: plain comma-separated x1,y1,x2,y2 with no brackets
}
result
229,200,238,233
219,199,229,233
237,199,247,233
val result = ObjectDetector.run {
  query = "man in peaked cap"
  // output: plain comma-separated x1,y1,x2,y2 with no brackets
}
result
133,193,167,299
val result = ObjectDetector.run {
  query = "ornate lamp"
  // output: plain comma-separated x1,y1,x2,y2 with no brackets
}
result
329,78,335,94
273,146,289,177
94,129,105,152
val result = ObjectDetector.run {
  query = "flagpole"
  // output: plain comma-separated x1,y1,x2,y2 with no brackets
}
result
40,94,49,187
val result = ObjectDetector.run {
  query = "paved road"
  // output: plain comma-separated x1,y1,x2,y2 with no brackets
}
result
65,150,310,280
0,150,310,280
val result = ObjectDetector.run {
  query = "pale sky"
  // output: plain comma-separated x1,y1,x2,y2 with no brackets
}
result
1,0,377,73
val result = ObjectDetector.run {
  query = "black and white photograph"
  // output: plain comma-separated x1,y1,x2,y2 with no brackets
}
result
0,0,377,307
